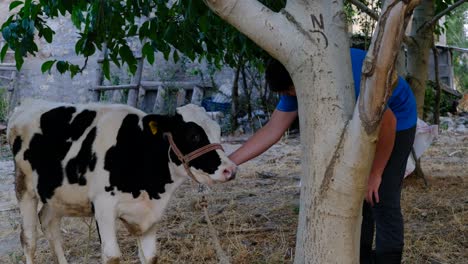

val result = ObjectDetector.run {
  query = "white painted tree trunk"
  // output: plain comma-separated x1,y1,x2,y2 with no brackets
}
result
204,0,420,262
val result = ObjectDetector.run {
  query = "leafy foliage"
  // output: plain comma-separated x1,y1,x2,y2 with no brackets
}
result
445,3,468,93
424,81,459,120
434,0,461,35
0,88,8,122
1,0,285,79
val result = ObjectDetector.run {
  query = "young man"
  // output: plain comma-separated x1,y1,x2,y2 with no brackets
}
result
228,48,417,264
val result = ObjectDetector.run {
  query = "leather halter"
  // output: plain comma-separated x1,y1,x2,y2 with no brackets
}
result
164,132,224,183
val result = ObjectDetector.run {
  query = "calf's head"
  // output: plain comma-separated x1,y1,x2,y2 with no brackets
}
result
143,104,236,185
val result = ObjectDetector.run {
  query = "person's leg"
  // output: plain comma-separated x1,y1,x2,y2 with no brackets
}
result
373,126,416,263
360,202,375,264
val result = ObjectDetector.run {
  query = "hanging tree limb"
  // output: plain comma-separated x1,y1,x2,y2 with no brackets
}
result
346,0,380,21
419,0,467,32
358,0,421,133
432,44,441,126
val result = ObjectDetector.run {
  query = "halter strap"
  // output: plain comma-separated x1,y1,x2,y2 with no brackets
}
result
164,132,224,183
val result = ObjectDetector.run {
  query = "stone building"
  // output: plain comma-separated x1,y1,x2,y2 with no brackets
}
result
0,0,234,115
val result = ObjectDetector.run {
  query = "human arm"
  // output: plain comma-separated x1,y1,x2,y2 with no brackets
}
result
366,108,397,206
228,109,298,165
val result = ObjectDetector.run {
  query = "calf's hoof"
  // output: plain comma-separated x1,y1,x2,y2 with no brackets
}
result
105,257,120,264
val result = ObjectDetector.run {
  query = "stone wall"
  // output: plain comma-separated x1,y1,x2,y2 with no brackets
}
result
0,0,234,109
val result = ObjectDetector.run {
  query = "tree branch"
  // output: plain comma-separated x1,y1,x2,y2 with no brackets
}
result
403,35,417,47
419,0,467,32
432,44,441,126
358,0,421,133
346,0,379,21
203,0,294,61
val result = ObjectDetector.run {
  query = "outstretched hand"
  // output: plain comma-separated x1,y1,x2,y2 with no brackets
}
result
366,174,382,207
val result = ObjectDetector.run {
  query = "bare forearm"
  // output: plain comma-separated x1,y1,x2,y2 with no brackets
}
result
370,109,397,177
229,124,283,165
229,109,298,165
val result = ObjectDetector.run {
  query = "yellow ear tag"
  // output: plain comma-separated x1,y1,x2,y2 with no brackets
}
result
149,121,158,135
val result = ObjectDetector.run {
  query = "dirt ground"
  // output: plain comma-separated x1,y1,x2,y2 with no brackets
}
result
0,127,466,263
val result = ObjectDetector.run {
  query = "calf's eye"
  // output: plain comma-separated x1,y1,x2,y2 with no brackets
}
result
192,134,200,144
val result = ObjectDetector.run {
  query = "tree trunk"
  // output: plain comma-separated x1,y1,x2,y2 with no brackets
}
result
241,65,254,131
231,63,241,130
205,0,420,262
407,0,434,117
432,44,441,125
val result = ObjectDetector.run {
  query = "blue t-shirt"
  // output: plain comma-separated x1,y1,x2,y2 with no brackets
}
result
276,48,417,131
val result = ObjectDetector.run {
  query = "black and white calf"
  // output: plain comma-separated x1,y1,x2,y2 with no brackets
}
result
7,99,236,264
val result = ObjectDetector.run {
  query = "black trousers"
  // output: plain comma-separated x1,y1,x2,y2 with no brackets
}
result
360,125,416,263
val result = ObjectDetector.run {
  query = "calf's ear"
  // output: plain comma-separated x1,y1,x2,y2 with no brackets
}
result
142,115,174,136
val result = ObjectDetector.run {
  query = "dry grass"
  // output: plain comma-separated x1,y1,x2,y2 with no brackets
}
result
0,134,466,263
402,175,467,264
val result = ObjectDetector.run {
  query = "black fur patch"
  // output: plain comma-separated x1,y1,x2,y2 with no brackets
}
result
104,114,173,199
69,110,97,140
24,107,96,203
65,127,97,185
168,114,221,175
12,136,22,156
103,113,222,200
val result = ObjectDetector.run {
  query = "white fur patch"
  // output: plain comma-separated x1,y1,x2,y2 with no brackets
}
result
176,104,221,143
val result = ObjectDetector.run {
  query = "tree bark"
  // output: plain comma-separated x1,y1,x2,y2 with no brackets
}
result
241,65,253,131
205,0,420,262
407,0,434,117
432,44,441,125
231,62,241,130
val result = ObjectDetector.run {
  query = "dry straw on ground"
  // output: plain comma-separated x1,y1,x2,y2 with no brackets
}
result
0,132,466,263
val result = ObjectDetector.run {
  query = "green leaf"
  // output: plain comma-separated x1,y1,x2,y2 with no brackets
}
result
56,61,69,74
102,59,110,80
41,27,54,43
127,25,138,36
199,16,209,33
142,42,154,64
119,45,133,61
110,54,121,68
9,1,23,11
23,0,32,17
22,19,34,33
41,60,56,73
173,50,180,63
128,63,137,75
69,64,80,78
2,26,11,41
75,37,85,54
71,7,83,29
162,49,170,61
119,44,137,73
163,24,177,44
82,41,96,57
14,47,24,70
0,45,8,62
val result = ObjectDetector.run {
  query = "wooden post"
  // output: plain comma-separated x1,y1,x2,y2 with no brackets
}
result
152,86,166,114
191,86,204,105
137,83,147,110
176,89,186,107
112,89,123,103
6,70,18,116
92,46,108,102
127,57,144,107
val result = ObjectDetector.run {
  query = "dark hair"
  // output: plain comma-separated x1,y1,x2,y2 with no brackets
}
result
265,58,293,93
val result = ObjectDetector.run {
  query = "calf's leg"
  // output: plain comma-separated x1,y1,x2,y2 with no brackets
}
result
93,196,121,263
16,169,38,264
137,226,158,264
39,205,68,264
18,192,39,264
